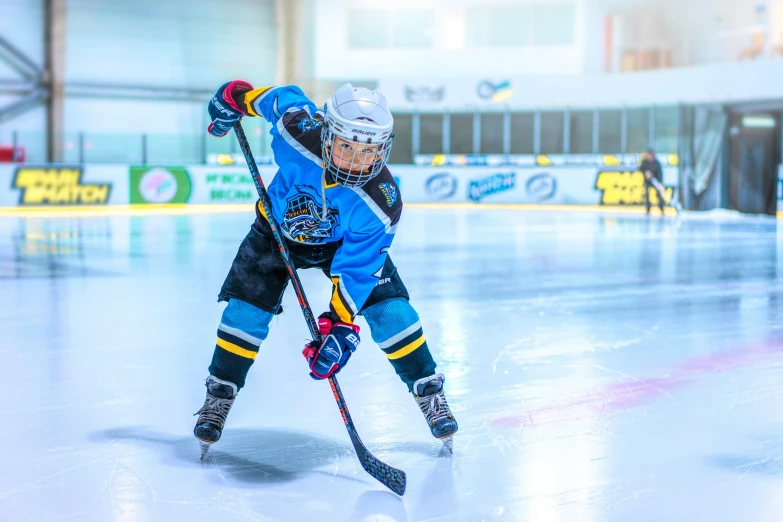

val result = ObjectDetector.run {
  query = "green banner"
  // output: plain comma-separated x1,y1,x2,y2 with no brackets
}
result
129,166,192,204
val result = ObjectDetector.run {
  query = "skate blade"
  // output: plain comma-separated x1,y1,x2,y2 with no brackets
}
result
198,440,213,460
440,436,454,454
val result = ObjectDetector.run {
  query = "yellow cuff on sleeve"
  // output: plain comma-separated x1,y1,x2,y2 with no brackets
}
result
242,87,275,117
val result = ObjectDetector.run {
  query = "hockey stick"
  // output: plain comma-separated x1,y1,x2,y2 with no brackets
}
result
232,121,407,496
648,176,680,215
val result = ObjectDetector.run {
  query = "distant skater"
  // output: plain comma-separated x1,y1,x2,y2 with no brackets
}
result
640,148,665,215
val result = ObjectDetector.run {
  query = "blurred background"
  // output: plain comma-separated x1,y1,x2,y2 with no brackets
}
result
1,0,782,214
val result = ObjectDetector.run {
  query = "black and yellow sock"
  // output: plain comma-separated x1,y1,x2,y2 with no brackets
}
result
363,297,436,392
208,299,273,389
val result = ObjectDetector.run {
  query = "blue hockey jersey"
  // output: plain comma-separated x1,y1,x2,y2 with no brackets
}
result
239,85,402,323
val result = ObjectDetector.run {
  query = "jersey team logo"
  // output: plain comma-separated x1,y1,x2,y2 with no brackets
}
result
378,182,398,207
283,185,339,243
297,117,323,133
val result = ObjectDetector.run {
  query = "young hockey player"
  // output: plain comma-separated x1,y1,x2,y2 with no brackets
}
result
193,81,459,457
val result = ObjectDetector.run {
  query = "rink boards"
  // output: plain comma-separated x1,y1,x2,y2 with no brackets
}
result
0,163,678,208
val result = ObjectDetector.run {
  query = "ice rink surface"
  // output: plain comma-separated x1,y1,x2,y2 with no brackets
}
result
1,207,783,522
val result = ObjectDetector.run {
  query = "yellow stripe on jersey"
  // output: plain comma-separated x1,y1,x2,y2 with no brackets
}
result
216,337,258,360
242,87,275,117
330,277,353,324
386,335,426,360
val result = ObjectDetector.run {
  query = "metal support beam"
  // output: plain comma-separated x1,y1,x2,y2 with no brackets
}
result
649,105,656,149
0,89,46,124
275,0,314,91
502,109,511,154
0,3,217,140
275,0,295,86
66,82,213,101
0,34,43,80
620,106,628,154
533,111,542,155
0,79,214,100
473,111,481,154
44,0,67,162
442,112,451,154
563,108,571,155
0,78,38,95
411,111,420,157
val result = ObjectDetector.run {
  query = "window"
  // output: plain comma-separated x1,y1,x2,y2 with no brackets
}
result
627,108,650,153
389,113,412,164
598,109,622,153
533,4,575,45
541,111,564,154
480,113,504,154
654,106,679,153
348,9,433,49
569,111,593,154
510,112,535,154
465,7,488,47
391,10,434,48
489,6,534,46
450,113,474,154
466,3,573,47
348,10,387,48
419,114,444,154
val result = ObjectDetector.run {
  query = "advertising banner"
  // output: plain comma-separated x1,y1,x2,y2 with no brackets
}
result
391,165,678,206
414,153,679,168
0,163,678,208
378,78,514,111
0,164,128,207
127,165,279,205
130,166,192,204
379,61,783,110
205,153,276,166
188,165,278,204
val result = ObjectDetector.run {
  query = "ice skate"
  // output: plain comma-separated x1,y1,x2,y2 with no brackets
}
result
413,373,458,453
193,375,238,460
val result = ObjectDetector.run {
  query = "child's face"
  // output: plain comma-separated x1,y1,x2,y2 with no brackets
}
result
329,136,381,174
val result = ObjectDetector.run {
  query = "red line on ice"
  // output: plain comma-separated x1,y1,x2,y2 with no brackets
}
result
492,338,783,429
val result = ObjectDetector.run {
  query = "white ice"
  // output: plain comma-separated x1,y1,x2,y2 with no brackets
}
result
1,207,783,521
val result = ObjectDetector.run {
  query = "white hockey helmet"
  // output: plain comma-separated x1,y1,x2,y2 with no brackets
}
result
322,83,394,187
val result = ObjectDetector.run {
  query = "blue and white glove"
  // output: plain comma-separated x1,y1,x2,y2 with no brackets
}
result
207,80,254,137
302,313,361,380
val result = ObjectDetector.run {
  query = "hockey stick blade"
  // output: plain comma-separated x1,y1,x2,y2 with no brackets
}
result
350,432,406,496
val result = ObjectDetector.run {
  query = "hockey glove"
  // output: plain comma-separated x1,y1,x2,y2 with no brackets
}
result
302,312,360,380
207,80,254,137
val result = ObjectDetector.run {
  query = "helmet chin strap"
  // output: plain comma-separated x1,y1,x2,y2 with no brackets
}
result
320,166,327,220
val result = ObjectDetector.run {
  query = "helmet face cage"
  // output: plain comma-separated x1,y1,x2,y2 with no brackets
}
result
321,124,394,188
